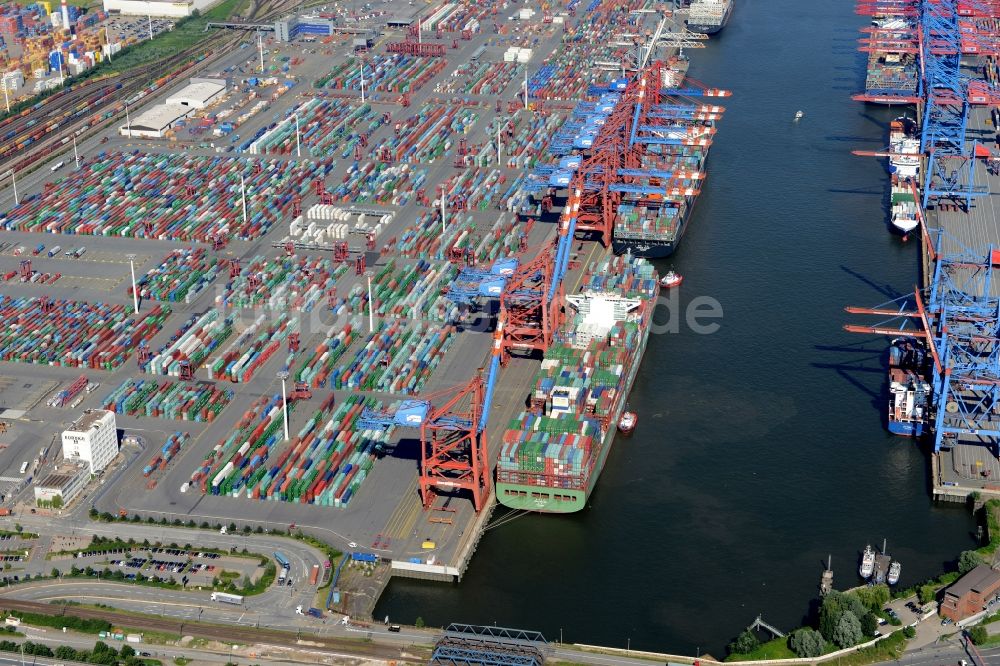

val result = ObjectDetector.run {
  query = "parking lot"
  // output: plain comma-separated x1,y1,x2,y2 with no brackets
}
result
47,544,265,588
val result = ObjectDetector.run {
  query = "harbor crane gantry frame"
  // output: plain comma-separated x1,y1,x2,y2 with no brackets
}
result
844,223,1000,454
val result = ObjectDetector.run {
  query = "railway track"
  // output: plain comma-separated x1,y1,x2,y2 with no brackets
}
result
0,598,430,662
0,0,302,178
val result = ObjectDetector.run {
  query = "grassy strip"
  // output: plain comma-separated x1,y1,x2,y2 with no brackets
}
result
724,637,796,662
0,530,38,539
3,609,111,633
826,633,906,666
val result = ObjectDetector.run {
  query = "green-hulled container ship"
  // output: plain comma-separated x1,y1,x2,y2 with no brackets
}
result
495,254,658,513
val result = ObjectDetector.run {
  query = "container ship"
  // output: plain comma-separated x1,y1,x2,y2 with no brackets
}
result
495,254,659,513
887,117,920,236
686,0,733,35
888,337,931,437
610,58,715,258
863,18,919,103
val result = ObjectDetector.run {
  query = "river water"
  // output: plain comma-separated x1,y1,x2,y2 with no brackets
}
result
375,0,977,655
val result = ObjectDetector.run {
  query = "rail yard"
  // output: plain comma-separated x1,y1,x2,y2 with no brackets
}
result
0,0,732,646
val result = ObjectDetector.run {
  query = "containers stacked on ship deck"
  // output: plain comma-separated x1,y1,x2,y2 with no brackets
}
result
330,320,456,394
369,104,477,164
133,248,220,304
247,98,377,156
0,295,169,369
496,255,659,511
208,313,298,383
103,378,232,422
295,318,359,389
316,54,446,95
218,256,347,313
142,432,191,477
332,161,426,206
0,152,335,243
144,310,235,377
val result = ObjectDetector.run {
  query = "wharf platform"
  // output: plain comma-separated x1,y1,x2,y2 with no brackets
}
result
921,62,1000,502
0,0,680,621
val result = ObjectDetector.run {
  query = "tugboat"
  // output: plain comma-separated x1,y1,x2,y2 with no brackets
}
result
660,270,683,288
618,410,637,434
887,560,901,586
859,544,876,579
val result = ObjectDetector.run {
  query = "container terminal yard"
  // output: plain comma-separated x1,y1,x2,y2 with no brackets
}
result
0,0,729,643
847,2,1000,501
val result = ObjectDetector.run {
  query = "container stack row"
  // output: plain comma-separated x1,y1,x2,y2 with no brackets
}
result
330,320,456,394
218,256,347,313
0,152,334,243
208,313,298,383
248,98,376,156
187,393,290,495
145,309,235,376
332,161,426,206
0,295,169,369
132,248,220,304
142,432,191,478
437,167,527,211
103,378,233,422
435,61,522,96
316,54,446,95
253,394,390,507
370,104,477,164
295,318,359,388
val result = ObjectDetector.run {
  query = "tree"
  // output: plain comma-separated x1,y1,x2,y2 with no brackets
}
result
851,584,890,612
969,625,989,645
55,646,78,660
51,567,60,578
120,644,135,658
902,625,916,639
918,584,938,604
789,627,825,658
860,612,878,637
51,495,63,509
414,616,425,628
727,630,759,655
833,611,863,648
14,524,21,533
959,550,985,574
89,508,99,519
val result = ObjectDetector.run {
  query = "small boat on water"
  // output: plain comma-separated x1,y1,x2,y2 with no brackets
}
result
660,270,683,288
794,110,804,121
887,560,901,585
859,544,876,579
618,410,637,434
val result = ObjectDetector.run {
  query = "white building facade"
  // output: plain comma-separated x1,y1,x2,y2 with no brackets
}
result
61,410,118,474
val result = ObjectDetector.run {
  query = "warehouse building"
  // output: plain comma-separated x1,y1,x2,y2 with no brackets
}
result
120,78,226,138
165,78,227,109
120,104,190,138
34,463,89,506
102,0,221,18
940,565,1000,622
61,410,118,474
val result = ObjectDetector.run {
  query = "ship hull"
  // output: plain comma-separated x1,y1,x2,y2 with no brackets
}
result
612,238,677,258
495,301,654,514
888,419,923,437
687,0,732,34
